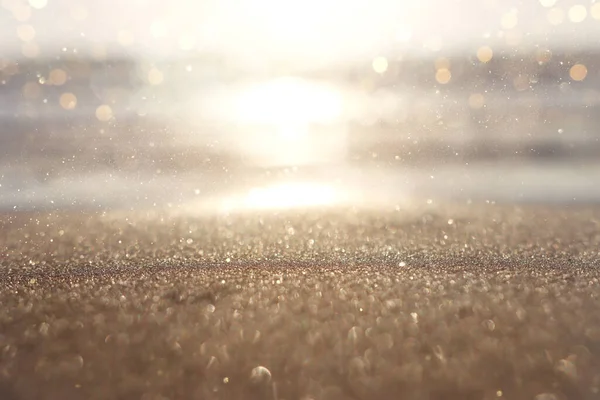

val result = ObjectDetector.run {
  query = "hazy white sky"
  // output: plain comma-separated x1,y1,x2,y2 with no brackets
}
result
1,0,599,66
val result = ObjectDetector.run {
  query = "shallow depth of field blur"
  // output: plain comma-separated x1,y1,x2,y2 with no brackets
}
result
1,0,600,212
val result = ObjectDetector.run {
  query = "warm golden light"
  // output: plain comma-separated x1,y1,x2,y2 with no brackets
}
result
59,93,77,110
222,183,340,211
536,49,552,65
49,69,67,86
372,57,388,74
236,77,341,126
229,78,345,167
501,12,518,29
477,46,493,63
28,0,47,10
570,64,588,81
592,3,600,20
435,68,451,84
96,105,113,121
468,93,485,109
250,184,336,209
148,68,164,85
568,5,587,23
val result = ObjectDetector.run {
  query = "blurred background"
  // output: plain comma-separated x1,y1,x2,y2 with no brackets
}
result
1,0,600,212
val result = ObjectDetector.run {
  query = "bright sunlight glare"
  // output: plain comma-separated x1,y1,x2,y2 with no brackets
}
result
235,77,342,126
223,183,341,211
231,78,345,166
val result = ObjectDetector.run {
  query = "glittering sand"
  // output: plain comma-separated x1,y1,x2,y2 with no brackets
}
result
1,204,600,400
